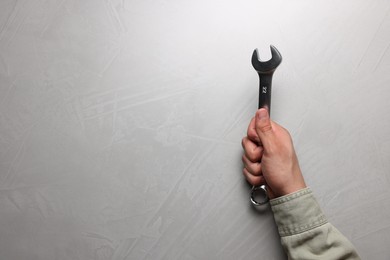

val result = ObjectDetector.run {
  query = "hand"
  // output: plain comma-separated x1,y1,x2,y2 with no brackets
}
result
241,108,306,199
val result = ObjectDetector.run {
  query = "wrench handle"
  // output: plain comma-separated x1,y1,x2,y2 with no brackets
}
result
258,73,274,115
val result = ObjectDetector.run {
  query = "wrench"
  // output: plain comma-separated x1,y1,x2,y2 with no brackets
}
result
250,45,282,206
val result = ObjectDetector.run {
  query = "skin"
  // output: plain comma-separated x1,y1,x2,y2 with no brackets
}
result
241,108,306,199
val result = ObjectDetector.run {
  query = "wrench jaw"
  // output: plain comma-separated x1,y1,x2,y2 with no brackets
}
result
251,45,282,74
251,45,283,113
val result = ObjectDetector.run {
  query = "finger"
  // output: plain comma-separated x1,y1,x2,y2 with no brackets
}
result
243,168,265,186
242,137,263,162
242,155,262,176
247,117,261,144
255,108,275,149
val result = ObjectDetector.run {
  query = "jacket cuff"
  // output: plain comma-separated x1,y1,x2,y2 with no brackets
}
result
270,187,328,237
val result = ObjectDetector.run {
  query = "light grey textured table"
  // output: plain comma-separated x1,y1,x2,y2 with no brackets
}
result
1,0,390,259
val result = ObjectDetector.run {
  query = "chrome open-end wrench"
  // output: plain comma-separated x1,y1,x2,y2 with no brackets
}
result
250,45,282,206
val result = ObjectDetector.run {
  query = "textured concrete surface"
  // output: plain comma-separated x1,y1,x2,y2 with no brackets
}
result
1,0,390,259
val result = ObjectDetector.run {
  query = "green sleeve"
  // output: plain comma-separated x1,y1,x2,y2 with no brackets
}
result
270,187,360,260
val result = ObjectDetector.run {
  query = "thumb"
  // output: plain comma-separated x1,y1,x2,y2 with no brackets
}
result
255,108,274,148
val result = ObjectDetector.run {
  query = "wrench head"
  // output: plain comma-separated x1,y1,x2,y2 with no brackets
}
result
251,45,282,74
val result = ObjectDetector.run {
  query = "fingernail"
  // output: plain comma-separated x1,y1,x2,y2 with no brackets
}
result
257,109,268,121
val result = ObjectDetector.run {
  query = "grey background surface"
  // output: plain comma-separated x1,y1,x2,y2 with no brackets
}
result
1,0,390,259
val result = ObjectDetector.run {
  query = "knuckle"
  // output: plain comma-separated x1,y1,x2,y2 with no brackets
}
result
254,163,262,174
259,124,272,133
250,178,259,186
253,178,263,186
249,175,262,186
247,152,257,162
244,161,262,176
243,168,250,178
247,125,253,135
247,147,261,162
248,131,259,142
250,163,262,176
242,137,249,148
241,154,246,164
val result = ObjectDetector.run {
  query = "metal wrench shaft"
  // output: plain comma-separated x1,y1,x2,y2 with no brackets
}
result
257,73,273,113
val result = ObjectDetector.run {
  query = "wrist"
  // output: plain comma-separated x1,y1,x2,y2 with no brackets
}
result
272,174,307,198
279,182,307,197
278,167,306,198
